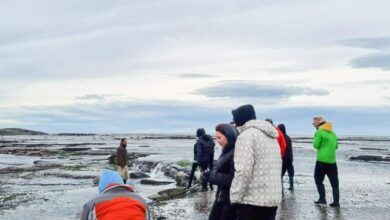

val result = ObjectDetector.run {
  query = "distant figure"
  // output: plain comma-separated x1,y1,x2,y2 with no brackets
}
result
81,169,150,220
196,128,215,191
278,124,295,191
117,138,129,184
204,123,238,220
230,105,282,220
312,116,340,207
266,118,286,158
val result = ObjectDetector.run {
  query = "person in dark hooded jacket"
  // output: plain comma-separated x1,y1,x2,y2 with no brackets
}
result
278,124,295,191
203,123,238,220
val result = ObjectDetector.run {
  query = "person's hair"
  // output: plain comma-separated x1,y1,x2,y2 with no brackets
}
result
120,138,127,146
215,124,226,136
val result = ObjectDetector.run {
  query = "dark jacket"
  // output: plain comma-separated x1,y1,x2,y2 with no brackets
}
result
208,125,237,203
278,124,293,161
196,134,215,170
117,145,129,167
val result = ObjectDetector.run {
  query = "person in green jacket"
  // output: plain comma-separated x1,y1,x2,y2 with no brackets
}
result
312,116,340,207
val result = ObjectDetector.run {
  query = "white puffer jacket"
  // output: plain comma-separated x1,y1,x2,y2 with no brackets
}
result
230,120,282,207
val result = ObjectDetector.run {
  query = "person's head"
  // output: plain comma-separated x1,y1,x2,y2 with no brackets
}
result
98,169,124,193
120,138,127,147
313,116,325,129
265,118,274,125
232,104,256,127
277,124,286,135
215,123,238,148
196,128,206,138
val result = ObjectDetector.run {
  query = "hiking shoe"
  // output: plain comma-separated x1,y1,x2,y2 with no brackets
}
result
329,202,340,207
314,200,327,205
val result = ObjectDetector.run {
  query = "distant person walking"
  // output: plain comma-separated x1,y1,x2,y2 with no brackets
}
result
81,169,150,220
278,124,295,191
187,128,215,190
203,123,238,220
312,116,340,207
117,138,129,184
230,105,282,220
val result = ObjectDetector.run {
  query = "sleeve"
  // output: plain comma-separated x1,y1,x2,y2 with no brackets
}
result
230,133,255,204
278,131,287,158
196,141,205,169
209,161,234,188
80,204,91,220
313,131,322,149
193,143,198,161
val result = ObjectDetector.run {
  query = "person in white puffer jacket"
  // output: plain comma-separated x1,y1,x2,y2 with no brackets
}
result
230,104,282,220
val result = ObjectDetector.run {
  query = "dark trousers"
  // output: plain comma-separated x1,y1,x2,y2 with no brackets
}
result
282,158,294,178
237,204,277,220
187,162,198,188
209,201,237,220
314,161,339,203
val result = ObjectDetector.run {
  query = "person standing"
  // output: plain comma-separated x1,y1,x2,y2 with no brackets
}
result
196,128,215,191
117,138,129,184
204,123,238,220
230,104,282,220
312,116,340,207
278,124,295,191
265,118,286,159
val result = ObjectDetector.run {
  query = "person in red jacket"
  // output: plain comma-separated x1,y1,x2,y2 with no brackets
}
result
266,118,286,158
81,169,150,220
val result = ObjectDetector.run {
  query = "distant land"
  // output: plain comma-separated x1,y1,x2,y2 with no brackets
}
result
0,128,49,136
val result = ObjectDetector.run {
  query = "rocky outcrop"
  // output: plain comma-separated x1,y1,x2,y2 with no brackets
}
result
0,128,48,136
350,155,390,162
140,179,175,185
148,187,187,202
130,171,151,179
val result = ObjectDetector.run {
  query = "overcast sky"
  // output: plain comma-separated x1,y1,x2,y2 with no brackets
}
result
1,0,390,135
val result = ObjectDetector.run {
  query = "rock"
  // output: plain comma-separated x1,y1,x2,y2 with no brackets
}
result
33,160,62,167
175,172,189,187
349,155,390,162
93,177,100,186
148,187,187,202
139,145,151,148
130,171,150,179
60,147,92,152
140,179,175,185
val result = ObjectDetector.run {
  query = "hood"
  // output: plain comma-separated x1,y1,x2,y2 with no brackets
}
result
219,124,238,150
98,169,125,193
277,124,286,135
201,134,213,142
319,122,333,132
238,120,279,138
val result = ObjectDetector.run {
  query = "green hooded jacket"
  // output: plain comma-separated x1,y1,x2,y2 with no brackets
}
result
313,122,338,164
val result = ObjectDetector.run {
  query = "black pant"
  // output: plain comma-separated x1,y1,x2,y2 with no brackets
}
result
237,204,277,220
187,162,198,188
282,158,294,178
209,201,237,220
314,161,339,202
314,161,339,188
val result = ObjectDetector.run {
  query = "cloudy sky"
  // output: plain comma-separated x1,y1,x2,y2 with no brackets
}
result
1,0,390,135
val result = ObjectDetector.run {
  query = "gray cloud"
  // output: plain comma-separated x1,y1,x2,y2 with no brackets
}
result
1,101,390,135
76,94,119,101
175,73,216,79
340,37,390,50
349,53,390,70
195,81,329,100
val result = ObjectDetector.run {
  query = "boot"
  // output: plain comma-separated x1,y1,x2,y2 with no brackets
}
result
314,184,327,205
123,179,127,184
329,187,340,207
288,177,294,191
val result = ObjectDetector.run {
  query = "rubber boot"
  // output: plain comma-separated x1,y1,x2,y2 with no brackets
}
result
314,184,327,205
288,177,294,191
330,187,340,207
